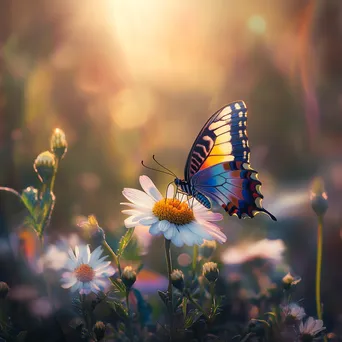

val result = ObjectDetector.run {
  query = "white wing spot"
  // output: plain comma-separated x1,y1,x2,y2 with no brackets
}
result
235,103,241,110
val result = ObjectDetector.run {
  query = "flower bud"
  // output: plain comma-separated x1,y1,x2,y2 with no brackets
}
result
282,272,301,290
78,215,106,246
93,321,106,341
33,151,56,183
0,282,9,299
21,186,38,208
50,128,67,160
310,177,328,217
171,269,185,291
202,262,219,283
200,240,217,259
121,266,137,290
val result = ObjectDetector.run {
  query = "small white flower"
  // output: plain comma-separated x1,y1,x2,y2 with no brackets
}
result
299,317,325,339
61,245,115,295
281,303,306,321
121,175,227,247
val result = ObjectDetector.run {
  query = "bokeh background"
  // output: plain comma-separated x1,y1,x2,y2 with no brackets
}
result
0,0,342,333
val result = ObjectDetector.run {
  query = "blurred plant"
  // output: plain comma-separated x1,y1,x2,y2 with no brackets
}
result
310,177,328,323
0,128,67,243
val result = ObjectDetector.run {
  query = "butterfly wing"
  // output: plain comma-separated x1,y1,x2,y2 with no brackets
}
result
192,161,276,220
185,100,276,220
184,100,249,181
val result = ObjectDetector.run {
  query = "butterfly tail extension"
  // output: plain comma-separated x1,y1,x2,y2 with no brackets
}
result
221,161,277,221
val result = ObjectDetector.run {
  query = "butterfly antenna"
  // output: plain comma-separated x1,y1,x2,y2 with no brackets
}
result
141,161,174,177
152,155,177,177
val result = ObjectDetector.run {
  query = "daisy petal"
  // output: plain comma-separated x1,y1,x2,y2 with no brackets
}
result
122,188,155,208
158,220,171,232
166,184,175,198
139,216,159,225
61,278,77,288
171,232,184,247
194,210,223,222
164,224,177,239
149,222,162,236
139,175,163,201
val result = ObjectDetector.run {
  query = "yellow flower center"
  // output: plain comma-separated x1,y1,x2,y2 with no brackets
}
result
74,264,95,283
152,198,194,225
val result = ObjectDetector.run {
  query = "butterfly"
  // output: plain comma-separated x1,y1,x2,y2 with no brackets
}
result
174,100,277,221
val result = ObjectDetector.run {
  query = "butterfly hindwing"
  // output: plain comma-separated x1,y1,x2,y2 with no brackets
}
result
184,101,249,181
192,161,276,220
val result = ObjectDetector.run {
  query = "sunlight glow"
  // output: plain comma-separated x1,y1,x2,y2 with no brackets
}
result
247,15,266,34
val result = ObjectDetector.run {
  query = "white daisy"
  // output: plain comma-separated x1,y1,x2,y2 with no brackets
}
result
121,175,227,247
299,317,325,340
281,303,306,321
61,245,115,295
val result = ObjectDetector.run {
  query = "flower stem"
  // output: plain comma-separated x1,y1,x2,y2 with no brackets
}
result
165,238,173,299
315,215,323,320
192,245,198,278
210,282,216,308
103,240,121,276
164,238,174,340
186,292,210,322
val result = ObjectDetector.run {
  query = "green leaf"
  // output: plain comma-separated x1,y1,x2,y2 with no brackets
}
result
182,297,188,319
184,309,202,329
107,300,128,320
110,278,126,295
239,333,253,342
117,228,135,256
158,290,169,307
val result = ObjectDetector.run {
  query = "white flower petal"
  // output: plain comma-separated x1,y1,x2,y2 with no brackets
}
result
122,188,155,208
149,222,162,236
187,222,213,240
67,248,77,261
163,223,177,239
94,260,111,272
194,209,223,222
64,258,78,271
139,175,163,201
139,216,159,225
159,220,171,232
120,202,152,213
166,184,175,198
88,246,103,267
93,278,108,290
171,232,184,247
124,214,150,228
75,246,80,259
121,209,145,216
61,278,77,288
90,281,101,293
202,221,227,243
70,281,82,293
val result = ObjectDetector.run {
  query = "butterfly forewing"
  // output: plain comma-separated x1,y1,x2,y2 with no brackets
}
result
184,101,249,181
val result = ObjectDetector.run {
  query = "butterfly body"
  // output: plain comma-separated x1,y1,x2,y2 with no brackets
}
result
174,178,211,209
174,100,276,221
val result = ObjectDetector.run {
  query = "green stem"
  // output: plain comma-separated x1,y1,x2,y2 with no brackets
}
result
50,158,59,192
186,292,210,322
210,282,216,308
315,215,323,320
192,245,198,278
103,240,121,276
165,239,173,298
164,238,174,341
